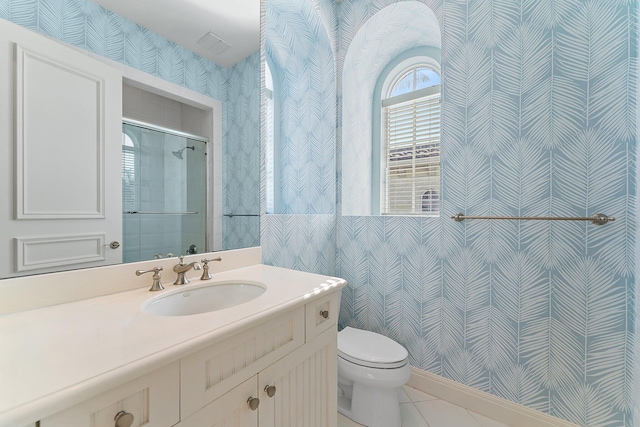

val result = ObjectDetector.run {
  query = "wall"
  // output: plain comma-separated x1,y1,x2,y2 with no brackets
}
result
1,0,262,253
335,1,637,427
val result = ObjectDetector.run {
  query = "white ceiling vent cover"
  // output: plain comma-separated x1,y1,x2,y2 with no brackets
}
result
197,32,232,55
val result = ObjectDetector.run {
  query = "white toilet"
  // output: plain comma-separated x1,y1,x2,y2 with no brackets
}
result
337,327,411,427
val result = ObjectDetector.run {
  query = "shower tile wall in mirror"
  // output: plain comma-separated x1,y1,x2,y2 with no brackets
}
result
0,0,260,278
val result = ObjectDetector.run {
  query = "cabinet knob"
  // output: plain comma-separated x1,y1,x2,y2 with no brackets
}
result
247,397,260,411
264,384,277,397
320,310,329,319
114,411,134,427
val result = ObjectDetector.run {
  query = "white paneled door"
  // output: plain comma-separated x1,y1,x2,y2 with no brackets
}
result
0,19,122,277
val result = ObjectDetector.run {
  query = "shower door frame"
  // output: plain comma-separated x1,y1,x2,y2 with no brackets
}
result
123,118,210,145
121,75,222,254
122,117,211,259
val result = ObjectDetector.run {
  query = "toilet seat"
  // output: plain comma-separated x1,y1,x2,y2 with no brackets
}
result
338,327,408,369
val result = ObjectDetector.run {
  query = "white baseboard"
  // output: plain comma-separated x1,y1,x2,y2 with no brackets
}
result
407,367,580,427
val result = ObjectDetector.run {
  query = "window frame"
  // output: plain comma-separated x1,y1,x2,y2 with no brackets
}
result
371,47,442,216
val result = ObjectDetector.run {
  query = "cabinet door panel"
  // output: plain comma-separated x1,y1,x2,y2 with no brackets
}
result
180,307,304,418
259,327,337,427
177,376,258,427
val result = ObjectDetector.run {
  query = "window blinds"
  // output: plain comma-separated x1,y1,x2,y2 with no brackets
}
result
383,90,440,215
265,88,275,213
122,147,137,212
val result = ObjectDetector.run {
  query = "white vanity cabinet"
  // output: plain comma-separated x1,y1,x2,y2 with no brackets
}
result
178,327,337,427
179,307,307,419
37,291,340,427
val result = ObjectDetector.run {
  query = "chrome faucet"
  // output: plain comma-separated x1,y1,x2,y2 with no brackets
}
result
136,266,164,291
173,255,201,285
200,257,222,280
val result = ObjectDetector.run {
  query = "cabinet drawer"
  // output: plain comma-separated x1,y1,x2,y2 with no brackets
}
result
180,306,305,418
305,292,339,341
41,362,179,427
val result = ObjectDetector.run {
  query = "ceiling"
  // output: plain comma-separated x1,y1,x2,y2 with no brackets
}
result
94,0,260,68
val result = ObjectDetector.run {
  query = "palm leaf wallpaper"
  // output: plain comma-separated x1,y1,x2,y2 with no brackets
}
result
262,0,637,426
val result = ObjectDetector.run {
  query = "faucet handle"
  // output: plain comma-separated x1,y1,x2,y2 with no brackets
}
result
136,267,164,292
200,257,222,280
201,257,222,265
178,255,185,265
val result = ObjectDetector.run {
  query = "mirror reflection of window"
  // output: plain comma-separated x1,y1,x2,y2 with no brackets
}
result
122,132,138,214
381,64,441,216
265,61,275,213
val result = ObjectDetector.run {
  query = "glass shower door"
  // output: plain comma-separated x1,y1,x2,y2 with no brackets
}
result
122,121,207,263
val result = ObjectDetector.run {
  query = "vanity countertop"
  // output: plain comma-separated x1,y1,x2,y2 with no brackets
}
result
0,264,346,426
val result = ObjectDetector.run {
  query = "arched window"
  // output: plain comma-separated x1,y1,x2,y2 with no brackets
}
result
381,62,440,215
265,61,275,213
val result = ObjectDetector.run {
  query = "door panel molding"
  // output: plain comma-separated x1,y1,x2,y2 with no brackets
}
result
15,233,106,271
15,45,106,219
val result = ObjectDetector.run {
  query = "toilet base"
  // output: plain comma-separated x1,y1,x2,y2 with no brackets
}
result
337,383,402,427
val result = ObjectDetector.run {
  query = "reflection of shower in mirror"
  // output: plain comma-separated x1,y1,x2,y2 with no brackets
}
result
172,145,195,159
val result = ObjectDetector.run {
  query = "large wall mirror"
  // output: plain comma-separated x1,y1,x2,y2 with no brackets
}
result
0,0,260,279
263,0,336,215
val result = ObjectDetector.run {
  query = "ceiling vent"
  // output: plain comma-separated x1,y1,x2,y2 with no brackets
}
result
197,32,232,55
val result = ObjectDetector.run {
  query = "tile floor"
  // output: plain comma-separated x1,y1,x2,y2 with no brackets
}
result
337,386,510,427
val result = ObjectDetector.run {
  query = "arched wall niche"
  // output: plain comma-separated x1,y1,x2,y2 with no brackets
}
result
341,1,441,216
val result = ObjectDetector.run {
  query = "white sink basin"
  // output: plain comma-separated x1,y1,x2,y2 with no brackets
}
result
142,281,266,316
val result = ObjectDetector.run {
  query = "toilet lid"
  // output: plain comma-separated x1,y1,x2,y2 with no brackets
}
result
338,327,408,368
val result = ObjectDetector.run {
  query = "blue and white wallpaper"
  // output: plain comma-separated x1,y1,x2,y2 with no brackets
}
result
262,0,639,426
1,0,261,251
0,0,230,100
261,214,336,276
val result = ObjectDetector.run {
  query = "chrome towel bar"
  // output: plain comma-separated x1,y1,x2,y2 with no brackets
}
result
451,213,616,226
